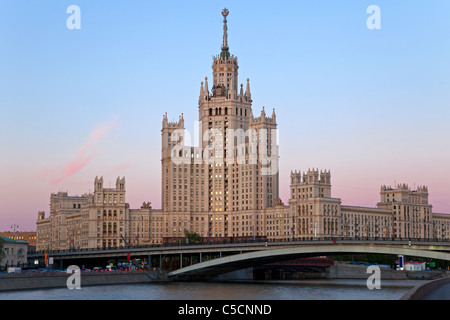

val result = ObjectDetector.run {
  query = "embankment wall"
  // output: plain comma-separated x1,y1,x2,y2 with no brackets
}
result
0,270,167,292
400,277,450,300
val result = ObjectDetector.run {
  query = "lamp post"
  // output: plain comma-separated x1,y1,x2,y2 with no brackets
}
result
11,224,19,240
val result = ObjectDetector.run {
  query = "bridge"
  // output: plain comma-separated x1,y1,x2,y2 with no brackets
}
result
168,240,450,280
28,239,450,279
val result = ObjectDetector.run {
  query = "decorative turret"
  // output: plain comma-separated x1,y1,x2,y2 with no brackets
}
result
162,113,185,129
320,169,331,184
116,176,125,191
289,169,332,200
38,211,45,221
378,183,430,206
94,176,103,191
250,106,277,124
245,78,251,101
162,112,168,128
204,77,209,98
199,81,204,102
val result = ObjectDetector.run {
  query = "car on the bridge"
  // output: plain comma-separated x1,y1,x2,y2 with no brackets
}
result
117,266,129,271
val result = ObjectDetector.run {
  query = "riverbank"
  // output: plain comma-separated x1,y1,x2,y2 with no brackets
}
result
327,262,449,280
400,277,450,300
0,270,168,292
251,262,449,281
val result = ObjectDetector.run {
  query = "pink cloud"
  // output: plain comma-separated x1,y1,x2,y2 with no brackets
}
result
99,162,132,177
114,162,131,171
50,146,96,185
45,117,121,185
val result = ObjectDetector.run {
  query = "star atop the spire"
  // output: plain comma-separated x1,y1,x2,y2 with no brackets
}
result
222,8,229,18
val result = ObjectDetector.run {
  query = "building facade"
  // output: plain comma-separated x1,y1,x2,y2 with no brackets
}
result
36,9,450,252
36,177,159,251
0,236,28,269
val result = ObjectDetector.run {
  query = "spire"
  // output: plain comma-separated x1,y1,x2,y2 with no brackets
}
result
222,8,229,50
162,112,168,128
220,8,230,60
199,81,204,101
245,78,251,100
204,77,209,98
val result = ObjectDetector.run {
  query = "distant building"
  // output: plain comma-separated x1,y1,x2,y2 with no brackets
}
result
0,236,28,269
0,231,36,248
404,261,426,271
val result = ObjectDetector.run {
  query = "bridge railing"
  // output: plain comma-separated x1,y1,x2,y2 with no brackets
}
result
27,236,450,256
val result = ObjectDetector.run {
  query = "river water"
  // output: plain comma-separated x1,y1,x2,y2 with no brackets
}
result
0,279,426,300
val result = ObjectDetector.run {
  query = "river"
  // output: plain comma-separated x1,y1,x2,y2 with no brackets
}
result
0,279,426,300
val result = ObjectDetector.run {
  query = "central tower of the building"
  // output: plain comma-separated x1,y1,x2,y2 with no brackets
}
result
162,9,279,238
197,8,278,215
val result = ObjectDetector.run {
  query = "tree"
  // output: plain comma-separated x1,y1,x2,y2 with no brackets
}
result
184,230,202,244
0,238,5,270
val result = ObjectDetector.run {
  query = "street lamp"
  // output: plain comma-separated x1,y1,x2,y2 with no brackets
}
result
11,224,19,240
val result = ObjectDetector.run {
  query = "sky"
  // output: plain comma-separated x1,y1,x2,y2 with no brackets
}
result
1,0,449,231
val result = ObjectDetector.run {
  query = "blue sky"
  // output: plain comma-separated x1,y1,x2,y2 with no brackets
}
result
1,0,450,230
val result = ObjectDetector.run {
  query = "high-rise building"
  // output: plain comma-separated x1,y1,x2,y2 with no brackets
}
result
161,8,279,238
